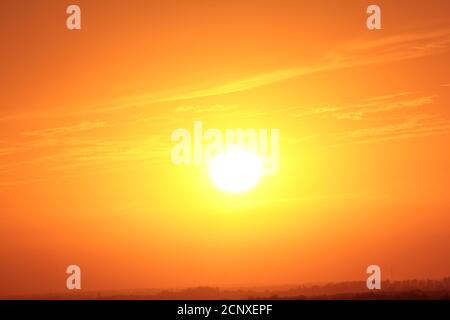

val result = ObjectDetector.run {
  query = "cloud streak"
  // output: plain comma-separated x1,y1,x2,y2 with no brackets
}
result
335,114,450,146
23,121,106,137
88,28,450,116
2,28,445,121
293,94,437,120
142,29,450,105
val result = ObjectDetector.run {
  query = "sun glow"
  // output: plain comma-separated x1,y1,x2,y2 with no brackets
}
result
208,149,263,193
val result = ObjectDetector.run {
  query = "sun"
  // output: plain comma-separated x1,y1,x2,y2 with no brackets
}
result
208,149,263,193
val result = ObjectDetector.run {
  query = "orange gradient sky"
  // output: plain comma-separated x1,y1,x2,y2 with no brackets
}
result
1,0,450,295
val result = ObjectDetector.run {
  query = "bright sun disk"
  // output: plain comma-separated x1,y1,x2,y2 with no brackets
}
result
208,149,263,193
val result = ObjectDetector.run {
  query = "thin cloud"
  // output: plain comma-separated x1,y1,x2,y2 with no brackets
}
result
0,133,168,175
175,104,239,114
0,178,43,192
334,114,450,146
23,121,106,137
100,28,450,112
367,92,415,102
0,146,26,156
293,94,437,120
1,28,445,121
343,29,450,52
335,95,438,120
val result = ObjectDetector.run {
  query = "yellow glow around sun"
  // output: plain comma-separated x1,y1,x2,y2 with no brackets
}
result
208,149,263,193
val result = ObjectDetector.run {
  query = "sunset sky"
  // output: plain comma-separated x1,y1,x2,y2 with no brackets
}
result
1,0,450,296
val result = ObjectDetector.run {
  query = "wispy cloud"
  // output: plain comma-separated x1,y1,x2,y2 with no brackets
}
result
294,94,437,121
1,28,445,121
0,178,43,192
0,146,26,156
334,114,450,146
0,132,168,175
335,95,438,120
367,92,416,102
288,89,449,146
171,30,448,99
175,104,239,114
23,121,106,137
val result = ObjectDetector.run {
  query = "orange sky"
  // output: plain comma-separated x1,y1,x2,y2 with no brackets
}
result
1,0,450,296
